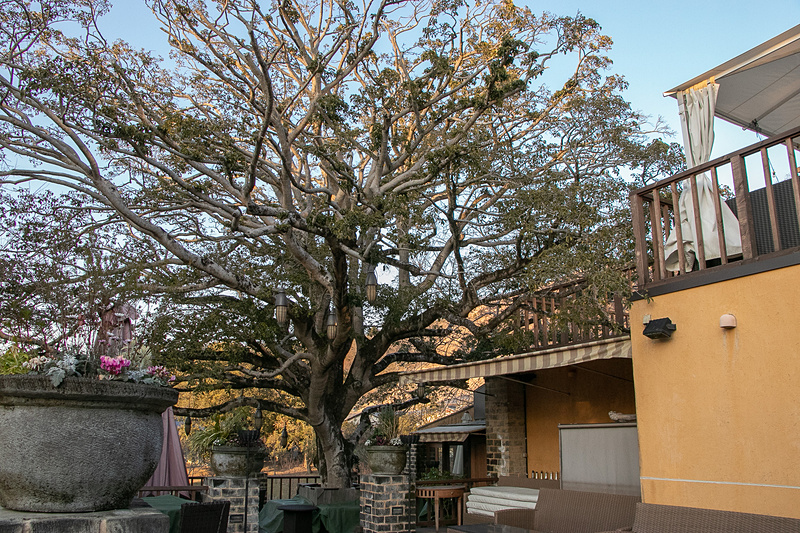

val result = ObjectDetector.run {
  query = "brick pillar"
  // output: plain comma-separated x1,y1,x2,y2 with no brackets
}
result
205,476,260,533
404,444,418,481
360,474,415,533
484,377,527,477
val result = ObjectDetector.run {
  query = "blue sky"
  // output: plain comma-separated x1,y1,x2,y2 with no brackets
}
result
534,1,800,157
104,1,800,159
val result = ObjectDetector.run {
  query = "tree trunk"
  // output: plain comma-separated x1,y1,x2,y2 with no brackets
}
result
314,416,352,488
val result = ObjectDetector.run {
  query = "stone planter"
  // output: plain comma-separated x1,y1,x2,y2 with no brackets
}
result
210,446,266,476
0,375,178,512
366,445,408,475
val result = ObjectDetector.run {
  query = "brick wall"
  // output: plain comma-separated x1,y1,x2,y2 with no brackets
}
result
360,474,415,533
484,377,527,477
205,476,260,533
405,444,418,480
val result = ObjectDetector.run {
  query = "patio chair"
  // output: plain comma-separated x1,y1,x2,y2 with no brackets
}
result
180,501,231,533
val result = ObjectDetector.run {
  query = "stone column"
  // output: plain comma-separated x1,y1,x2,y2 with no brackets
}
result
484,377,528,477
360,474,415,533
205,476,260,533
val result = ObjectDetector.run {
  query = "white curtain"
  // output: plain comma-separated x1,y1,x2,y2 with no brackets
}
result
664,82,742,271
451,445,464,476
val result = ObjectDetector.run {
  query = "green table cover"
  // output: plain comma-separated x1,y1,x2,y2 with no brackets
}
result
259,496,360,533
318,500,360,533
142,494,186,533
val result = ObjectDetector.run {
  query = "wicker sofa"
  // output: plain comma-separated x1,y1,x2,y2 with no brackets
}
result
492,488,640,533
464,476,560,525
601,502,800,533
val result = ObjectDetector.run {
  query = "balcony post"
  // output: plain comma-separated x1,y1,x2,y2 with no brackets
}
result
731,154,757,259
631,192,649,288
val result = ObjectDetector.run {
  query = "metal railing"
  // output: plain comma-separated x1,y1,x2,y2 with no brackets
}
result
631,125,800,290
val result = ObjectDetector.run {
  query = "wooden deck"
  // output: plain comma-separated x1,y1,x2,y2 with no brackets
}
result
631,125,800,293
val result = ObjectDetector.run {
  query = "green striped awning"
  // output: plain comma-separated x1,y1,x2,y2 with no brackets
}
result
398,337,631,385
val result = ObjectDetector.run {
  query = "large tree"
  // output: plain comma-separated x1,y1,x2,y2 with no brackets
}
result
0,0,678,485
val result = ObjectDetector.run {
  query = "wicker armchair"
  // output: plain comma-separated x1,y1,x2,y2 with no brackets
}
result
180,501,231,533
599,502,800,533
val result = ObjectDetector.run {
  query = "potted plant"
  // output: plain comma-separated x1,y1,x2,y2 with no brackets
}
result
188,409,267,476
0,348,178,512
364,406,409,475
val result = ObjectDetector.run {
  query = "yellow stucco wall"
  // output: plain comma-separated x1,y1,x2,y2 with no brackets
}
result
525,359,636,474
631,265,800,518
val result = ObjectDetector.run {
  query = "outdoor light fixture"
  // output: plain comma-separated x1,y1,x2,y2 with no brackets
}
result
254,407,263,435
720,314,737,329
413,383,426,399
326,307,338,340
275,288,288,325
365,270,378,303
280,423,288,448
642,317,676,339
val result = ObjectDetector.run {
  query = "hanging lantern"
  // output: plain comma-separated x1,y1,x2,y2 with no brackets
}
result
365,270,378,303
275,288,288,325
326,308,338,340
280,424,288,448
254,407,263,434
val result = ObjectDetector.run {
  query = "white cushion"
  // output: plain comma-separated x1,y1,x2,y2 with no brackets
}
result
464,505,495,517
469,486,540,503
467,493,537,510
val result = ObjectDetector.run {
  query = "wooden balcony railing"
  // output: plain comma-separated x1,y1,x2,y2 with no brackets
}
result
517,277,630,348
632,125,800,290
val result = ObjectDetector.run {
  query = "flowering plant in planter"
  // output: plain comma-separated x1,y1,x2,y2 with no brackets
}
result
364,406,406,447
20,346,175,387
365,436,403,446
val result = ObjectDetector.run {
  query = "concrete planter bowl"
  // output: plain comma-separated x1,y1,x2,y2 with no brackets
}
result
210,446,266,476
365,445,408,475
0,375,178,512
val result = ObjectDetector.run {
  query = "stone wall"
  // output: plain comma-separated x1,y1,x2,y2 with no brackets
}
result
205,476,260,533
360,474,415,533
0,506,168,533
485,377,527,477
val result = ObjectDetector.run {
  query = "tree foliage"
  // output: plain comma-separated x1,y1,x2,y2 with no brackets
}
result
0,0,681,485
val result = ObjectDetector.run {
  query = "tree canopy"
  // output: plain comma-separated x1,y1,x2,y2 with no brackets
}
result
0,0,681,485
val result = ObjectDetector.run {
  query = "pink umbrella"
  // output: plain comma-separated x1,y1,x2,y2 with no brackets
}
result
141,407,190,496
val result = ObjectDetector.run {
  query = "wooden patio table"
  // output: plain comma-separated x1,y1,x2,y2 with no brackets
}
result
416,485,465,531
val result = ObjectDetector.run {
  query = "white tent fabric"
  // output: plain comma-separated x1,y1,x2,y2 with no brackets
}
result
664,24,800,137
663,83,742,271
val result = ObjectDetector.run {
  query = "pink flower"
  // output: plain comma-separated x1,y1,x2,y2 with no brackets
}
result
146,365,170,379
100,355,131,375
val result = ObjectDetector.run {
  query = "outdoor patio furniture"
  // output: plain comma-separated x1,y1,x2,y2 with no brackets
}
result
179,500,231,533
493,488,639,533
449,523,532,533
417,485,466,531
600,502,800,533
279,503,319,533
141,494,189,533
464,476,560,525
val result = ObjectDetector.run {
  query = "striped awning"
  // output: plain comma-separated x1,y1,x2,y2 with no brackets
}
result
399,337,631,385
414,423,486,443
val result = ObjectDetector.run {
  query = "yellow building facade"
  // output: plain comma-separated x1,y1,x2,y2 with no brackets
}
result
630,264,800,518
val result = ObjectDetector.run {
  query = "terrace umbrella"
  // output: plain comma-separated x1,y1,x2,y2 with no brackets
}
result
141,407,190,495
663,81,742,271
